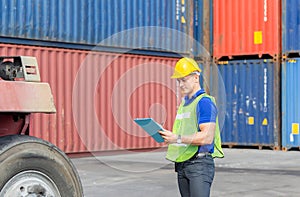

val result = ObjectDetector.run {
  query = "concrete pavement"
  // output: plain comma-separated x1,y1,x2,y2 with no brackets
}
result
72,148,300,197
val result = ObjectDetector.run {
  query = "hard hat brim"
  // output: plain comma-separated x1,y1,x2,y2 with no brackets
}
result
170,72,187,79
170,71,200,79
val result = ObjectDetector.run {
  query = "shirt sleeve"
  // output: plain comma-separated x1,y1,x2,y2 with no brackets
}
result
196,97,218,125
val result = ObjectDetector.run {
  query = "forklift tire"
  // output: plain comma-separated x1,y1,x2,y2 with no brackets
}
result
0,135,83,197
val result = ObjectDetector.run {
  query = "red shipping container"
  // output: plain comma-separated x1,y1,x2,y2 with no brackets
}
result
0,43,179,153
213,0,281,60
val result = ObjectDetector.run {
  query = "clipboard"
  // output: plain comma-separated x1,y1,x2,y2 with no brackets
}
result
134,118,165,143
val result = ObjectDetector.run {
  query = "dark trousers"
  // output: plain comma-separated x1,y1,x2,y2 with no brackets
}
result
175,154,215,197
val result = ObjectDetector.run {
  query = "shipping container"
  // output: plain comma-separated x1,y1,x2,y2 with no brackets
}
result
217,59,280,149
0,0,212,57
213,0,281,60
194,0,213,57
282,58,300,150
0,43,179,153
282,0,300,57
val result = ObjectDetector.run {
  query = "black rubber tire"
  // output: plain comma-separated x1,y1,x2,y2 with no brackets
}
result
0,135,83,196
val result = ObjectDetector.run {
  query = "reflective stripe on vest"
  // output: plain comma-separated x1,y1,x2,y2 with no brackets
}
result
166,93,224,162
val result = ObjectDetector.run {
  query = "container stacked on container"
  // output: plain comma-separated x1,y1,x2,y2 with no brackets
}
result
213,0,281,149
281,0,300,150
0,0,212,153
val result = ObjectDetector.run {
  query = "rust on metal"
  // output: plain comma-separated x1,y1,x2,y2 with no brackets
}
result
202,0,211,94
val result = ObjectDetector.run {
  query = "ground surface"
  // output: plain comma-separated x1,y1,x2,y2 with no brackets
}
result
72,148,300,197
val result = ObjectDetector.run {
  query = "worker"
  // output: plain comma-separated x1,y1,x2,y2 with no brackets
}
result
159,57,224,197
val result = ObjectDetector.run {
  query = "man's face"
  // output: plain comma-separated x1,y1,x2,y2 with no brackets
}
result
177,74,198,96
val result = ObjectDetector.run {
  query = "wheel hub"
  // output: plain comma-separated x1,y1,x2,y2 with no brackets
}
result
0,170,61,197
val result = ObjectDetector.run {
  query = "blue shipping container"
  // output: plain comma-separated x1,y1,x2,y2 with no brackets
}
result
282,0,300,56
0,0,212,57
217,59,280,148
282,58,300,150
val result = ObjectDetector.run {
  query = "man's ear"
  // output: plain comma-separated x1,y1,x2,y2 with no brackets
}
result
193,74,199,83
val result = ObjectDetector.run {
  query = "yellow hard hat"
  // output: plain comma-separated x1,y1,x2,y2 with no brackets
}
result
171,57,202,78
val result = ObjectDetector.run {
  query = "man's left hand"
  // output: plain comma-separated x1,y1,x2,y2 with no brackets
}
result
159,130,177,144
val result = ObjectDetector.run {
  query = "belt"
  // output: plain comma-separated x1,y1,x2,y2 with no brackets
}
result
189,152,211,160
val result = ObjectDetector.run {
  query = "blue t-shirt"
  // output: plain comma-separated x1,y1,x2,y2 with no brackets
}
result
183,89,217,153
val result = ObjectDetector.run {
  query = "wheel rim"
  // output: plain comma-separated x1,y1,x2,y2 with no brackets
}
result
0,170,61,197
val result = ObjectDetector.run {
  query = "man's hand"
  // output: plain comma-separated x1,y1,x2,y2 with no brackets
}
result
159,130,177,144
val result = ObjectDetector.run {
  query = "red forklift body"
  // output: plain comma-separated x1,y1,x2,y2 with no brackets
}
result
0,80,56,113
0,56,83,196
0,56,56,137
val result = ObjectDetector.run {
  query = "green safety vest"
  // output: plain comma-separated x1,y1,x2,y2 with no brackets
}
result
166,93,224,162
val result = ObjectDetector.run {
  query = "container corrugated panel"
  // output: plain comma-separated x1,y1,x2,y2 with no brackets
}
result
0,0,210,56
194,0,213,55
213,0,281,59
0,43,178,153
282,58,300,150
217,59,280,148
282,0,300,57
